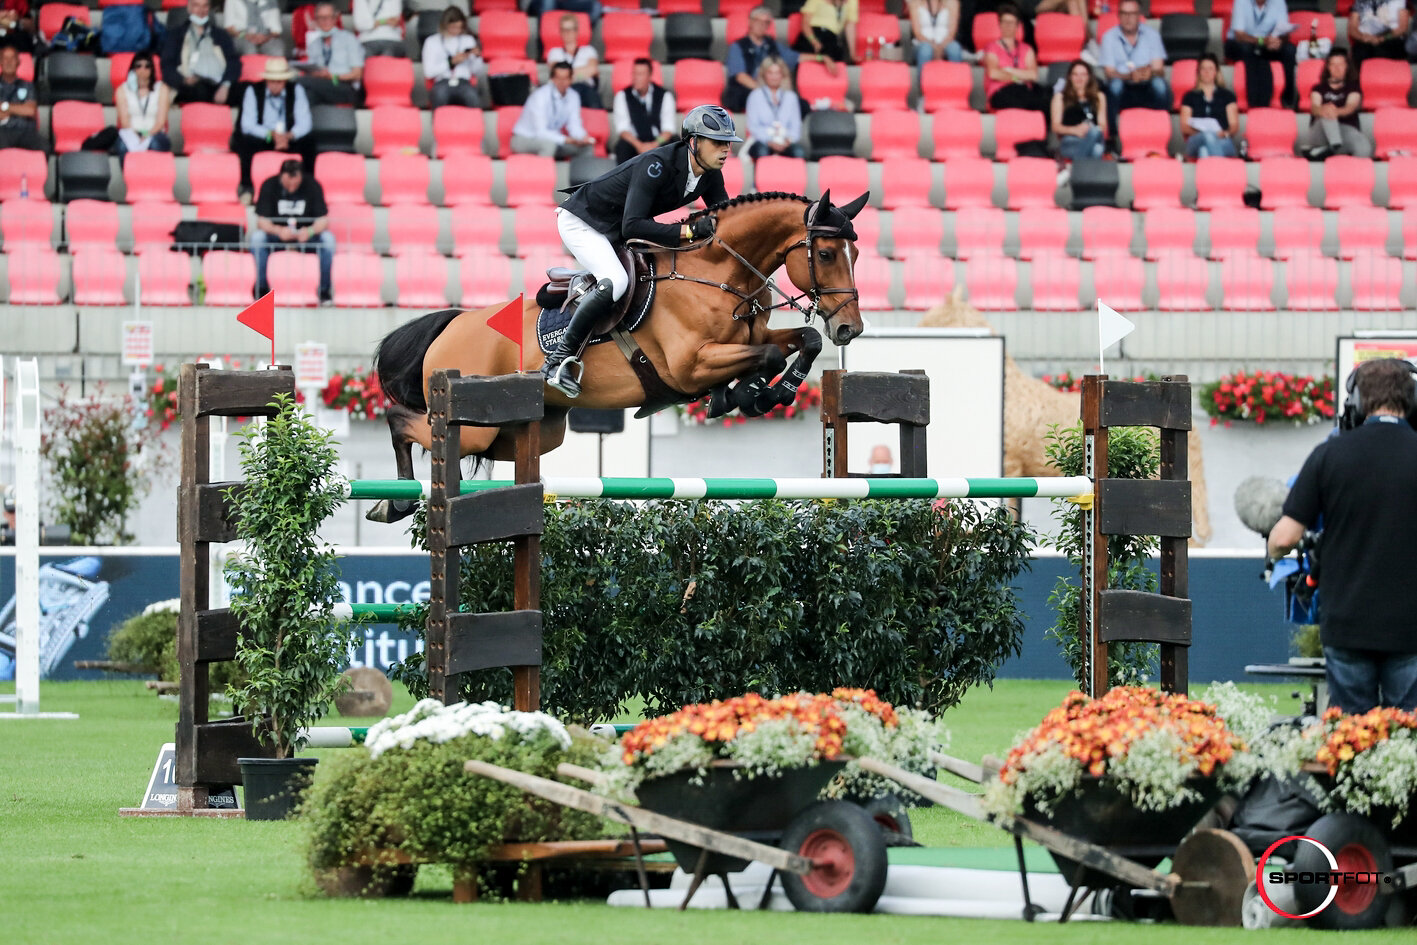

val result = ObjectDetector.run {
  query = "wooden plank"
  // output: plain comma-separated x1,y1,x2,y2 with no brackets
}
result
898,422,928,478
463,760,813,875
193,717,272,786
426,371,460,704
447,483,544,547
194,368,294,418
176,364,209,799
512,419,542,712
1098,590,1193,646
194,608,240,663
1097,479,1193,538
1098,379,1192,431
492,839,670,860
927,750,988,785
556,763,607,786
193,482,243,543
446,374,545,427
838,371,931,426
446,611,543,675
820,370,848,478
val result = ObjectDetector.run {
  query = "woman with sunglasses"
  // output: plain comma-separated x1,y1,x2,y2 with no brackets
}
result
114,53,171,162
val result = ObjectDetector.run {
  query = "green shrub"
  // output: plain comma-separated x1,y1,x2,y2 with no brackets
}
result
106,604,244,690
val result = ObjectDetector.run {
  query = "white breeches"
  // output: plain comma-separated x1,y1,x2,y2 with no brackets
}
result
555,208,631,300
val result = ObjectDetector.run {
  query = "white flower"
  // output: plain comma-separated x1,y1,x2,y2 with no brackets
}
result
365,698,571,759
141,598,182,616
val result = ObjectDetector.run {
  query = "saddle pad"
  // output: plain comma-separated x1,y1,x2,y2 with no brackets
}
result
534,263,654,355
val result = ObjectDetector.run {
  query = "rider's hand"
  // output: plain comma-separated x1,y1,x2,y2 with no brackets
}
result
690,216,715,241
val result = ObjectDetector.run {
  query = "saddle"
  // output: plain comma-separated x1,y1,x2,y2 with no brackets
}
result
536,245,655,334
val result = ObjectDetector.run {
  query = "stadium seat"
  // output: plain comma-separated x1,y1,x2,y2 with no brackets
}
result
920,61,974,113
971,13,1000,50
457,252,515,306
5,246,64,303
887,205,943,259
1405,208,1417,259
600,11,653,62
50,101,104,154
671,60,727,108
492,107,521,158
1,198,53,248
1143,206,1197,258
38,2,86,38
240,54,268,85
327,202,377,251
1129,156,1183,210
129,201,183,252
992,108,1046,161
502,154,558,207
12,50,31,82
178,103,234,154
1016,207,1070,260
1220,253,1276,309
314,152,368,204
754,155,808,194
1336,204,1391,258
71,246,128,305
310,103,359,155
1169,59,1197,111
581,108,610,159
266,250,320,305
1374,108,1417,159
382,202,442,255
395,250,452,308
854,252,895,310
1287,13,1336,49
1349,251,1405,309
901,255,954,309
122,151,176,203
513,212,565,256
943,157,996,209
379,153,431,205
1320,155,1376,209
539,9,590,54
1069,158,1120,209
1029,253,1083,310
857,61,911,113
855,11,901,51
371,105,424,158
201,250,258,305
1296,58,1324,102
1161,14,1210,64
0,148,48,200
1360,59,1412,111
1081,206,1135,258
663,13,714,62
1206,206,1262,258
869,110,921,161
1091,253,1147,311
1118,108,1172,161
57,152,111,202
1034,12,1086,64
796,60,850,111
186,153,241,205
1282,250,1340,310
362,56,414,108
478,11,531,59
249,151,288,191
814,156,869,200
1259,157,1312,209
1150,0,1197,14
64,199,120,250
1389,156,1417,209
949,206,1005,259
1270,205,1326,259
1242,108,1297,160
331,250,386,307
930,109,983,160
44,51,98,103
433,106,486,157
1193,158,1247,210
441,153,496,207
137,250,192,305
1154,252,1211,309
1005,158,1057,209
195,201,247,229
1231,60,1284,110
965,253,1018,310
851,205,881,254
452,208,506,255
879,156,934,209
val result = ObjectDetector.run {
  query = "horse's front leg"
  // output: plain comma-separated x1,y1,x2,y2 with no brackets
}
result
689,342,788,418
760,326,823,410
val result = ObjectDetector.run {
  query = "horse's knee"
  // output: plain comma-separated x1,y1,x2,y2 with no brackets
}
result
798,328,823,359
761,347,787,375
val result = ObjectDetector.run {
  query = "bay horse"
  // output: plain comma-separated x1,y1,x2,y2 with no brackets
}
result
366,190,870,522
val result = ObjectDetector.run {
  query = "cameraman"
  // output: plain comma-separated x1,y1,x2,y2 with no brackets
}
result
1267,358,1417,712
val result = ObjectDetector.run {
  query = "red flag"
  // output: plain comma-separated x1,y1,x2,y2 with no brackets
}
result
237,291,276,365
487,294,525,372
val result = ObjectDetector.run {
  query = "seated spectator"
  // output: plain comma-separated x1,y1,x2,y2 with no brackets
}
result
354,0,405,58
983,4,1050,113
1349,0,1410,68
233,58,313,201
0,44,40,150
161,0,240,105
910,0,964,66
745,56,804,159
724,6,799,112
1225,0,1297,110
546,13,601,110
612,57,676,164
792,0,858,67
0,0,37,53
1051,58,1107,160
223,0,285,57
1304,49,1372,159
1098,0,1169,133
422,6,484,109
1180,53,1238,158
511,61,594,158
252,158,334,305
299,1,365,106
114,52,172,162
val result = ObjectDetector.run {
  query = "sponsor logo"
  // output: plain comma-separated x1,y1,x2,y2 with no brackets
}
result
647,160,662,178
1256,835,1394,919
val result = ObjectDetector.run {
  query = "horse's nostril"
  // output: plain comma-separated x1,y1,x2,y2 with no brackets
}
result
836,325,854,343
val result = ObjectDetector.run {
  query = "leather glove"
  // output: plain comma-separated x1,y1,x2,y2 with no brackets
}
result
690,215,715,241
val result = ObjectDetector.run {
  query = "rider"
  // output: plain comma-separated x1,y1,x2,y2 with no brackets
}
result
542,104,743,398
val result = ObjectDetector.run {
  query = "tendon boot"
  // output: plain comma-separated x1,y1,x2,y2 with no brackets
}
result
541,277,614,399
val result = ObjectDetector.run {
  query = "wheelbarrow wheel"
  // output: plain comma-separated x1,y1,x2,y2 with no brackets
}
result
1294,813,1393,930
862,794,915,847
779,800,888,913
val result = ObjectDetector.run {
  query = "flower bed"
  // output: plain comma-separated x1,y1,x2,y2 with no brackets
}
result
322,368,389,421
1305,706,1417,830
1200,370,1335,426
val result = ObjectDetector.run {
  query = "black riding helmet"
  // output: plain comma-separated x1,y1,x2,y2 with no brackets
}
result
681,104,744,143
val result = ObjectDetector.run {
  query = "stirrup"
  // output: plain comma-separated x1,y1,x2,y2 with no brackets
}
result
543,356,585,398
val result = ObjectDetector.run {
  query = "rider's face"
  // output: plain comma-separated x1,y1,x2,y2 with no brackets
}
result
693,138,732,170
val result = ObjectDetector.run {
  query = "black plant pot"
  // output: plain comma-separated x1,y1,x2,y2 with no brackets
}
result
239,757,319,821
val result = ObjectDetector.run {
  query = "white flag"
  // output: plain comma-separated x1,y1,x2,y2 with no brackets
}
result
1098,300,1135,353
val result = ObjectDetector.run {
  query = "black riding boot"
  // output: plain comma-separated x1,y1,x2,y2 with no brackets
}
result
541,277,614,399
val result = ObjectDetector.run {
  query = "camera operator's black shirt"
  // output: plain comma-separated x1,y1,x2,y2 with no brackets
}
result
1283,417,1417,652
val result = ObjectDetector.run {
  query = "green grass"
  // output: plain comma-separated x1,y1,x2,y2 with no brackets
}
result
0,678,1395,944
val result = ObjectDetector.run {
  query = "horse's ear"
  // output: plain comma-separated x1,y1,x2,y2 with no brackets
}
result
808,189,832,227
840,192,870,220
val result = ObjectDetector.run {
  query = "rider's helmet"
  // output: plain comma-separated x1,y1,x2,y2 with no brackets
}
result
680,105,744,143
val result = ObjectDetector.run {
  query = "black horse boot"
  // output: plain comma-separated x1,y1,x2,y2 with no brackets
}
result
541,277,614,399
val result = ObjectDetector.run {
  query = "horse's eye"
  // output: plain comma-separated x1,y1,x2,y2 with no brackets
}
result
817,249,832,262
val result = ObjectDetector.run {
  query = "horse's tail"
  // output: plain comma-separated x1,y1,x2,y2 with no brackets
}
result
373,308,464,412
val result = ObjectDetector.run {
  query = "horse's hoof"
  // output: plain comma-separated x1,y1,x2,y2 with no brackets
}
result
365,499,416,524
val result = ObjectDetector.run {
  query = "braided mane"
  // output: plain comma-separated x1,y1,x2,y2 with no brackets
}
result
688,191,810,221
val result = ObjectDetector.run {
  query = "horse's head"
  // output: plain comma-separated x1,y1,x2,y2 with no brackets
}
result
785,190,869,346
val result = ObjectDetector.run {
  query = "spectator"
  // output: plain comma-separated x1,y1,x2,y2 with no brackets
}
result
1303,48,1372,159
114,52,172,163
511,61,594,158
1098,0,1169,133
252,158,334,305
422,6,484,109
546,13,601,110
909,0,964,67
724,6,799,112
1180,53,1238,158
161,0,240,105
223,0,284,56
982,4,1049,113
0,0,36,53
354,0,405,58
0,45,41,151
233,58,313,201
1051,58,1107,160
612,57,676,164
1225,0,1298,110
299,1,365,106
792,0,858,67
745,56,803,159
868,444,895,474
1349,0,1410,67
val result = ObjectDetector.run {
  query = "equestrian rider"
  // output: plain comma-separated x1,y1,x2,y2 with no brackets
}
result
542,104,743,398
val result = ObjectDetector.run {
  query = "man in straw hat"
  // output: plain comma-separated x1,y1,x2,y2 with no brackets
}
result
232,56,314,203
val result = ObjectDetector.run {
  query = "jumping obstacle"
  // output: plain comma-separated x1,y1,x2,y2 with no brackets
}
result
820,369,929,477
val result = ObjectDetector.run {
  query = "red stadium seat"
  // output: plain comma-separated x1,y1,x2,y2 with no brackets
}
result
196,200,247,229
1033,12,1085,64
178,103,234,154
363,56,415,108
380,153,431,205
5,246,64,303
992,108,1046,161
64,198,119,250
315,152,368,204
441,153,495,207
1259,157,1311,209
201,249,258,305
332,250,386,307
457,252,515,306
852,205,881,255
371,105,424,157
513,212,565,256
1016,206,1069,260
920,61,973,113
1148,0,1195,13
1005,158,1057,209
670,60,727,107
1349,251,1405,309
1129,156,1183,211
1270,205,1325,259
71,246,128,305
1389,156,1417,209
1336,204,1391,258
122,151,176,203
493,103,523,159
901,255,954,309
888,205,943,259
950,206,1005,259
327,202,377,251
452,208,505,255
879,156,933,209
965,253,1018,310
855,12,902,50
502,154,558,207
930,109,983,160
943,157,996,209
38,3,87,41
600,12,653,62
1143,206,1197,258
267,250,320,305
186,153,241,205
754,155,808,194
137,250,193,305
1232,60,1284,111
1219,253,1276,309
1287,13,1336,48
857,61,911,112
869,110,921,161
1081,206,1135,258
1374,108,1417,159
240,54,268,85
129,201,183,251
854,252,895,310
1154,252,1211,309
1282,250,1339,310
50,101,104,154
1170,59,1197,111
1321,155,1376,209
478,11,531,59
1091,254,1147,311
1193,158,1247,210
1118,108,1171,161
581,108,610,159
1029,253,1082,310
1,198,54,247
796,60,849,111
0,148,48,200
395,250,452,308
1242,108,1296,160
972,13,1000,51
383,202,442,255
433,106,486,157
1297,58,1324,103
1360,59,1412,111
1206,206,1261,258
539,10,589,55
250,151,287,191
815,156,869,199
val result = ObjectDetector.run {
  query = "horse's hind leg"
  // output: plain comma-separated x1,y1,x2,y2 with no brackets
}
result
365,404,427,524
